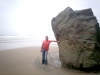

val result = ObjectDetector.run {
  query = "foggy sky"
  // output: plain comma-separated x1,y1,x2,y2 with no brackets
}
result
0,0,100,36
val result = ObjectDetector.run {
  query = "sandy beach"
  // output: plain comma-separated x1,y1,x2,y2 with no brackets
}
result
0,46,99,75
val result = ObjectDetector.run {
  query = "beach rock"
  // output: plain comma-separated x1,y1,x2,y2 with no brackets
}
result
51,7,100,72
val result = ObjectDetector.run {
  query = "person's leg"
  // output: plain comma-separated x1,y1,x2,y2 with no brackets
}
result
42,50,45,64
44,50,48,65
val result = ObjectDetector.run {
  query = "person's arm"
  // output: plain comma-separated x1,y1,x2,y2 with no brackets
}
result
51,40,60,43
40,42,43,52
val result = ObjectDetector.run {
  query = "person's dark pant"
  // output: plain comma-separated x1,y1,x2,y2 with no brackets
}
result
42,50,48,65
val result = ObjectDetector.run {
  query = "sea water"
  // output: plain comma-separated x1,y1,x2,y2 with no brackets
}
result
0,36,58,50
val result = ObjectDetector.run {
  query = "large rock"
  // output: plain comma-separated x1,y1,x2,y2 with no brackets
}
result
51,7,100,72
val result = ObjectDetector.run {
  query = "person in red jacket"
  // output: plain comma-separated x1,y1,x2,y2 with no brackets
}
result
40,36,59,65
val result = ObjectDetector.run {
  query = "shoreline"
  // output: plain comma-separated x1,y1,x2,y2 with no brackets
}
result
0,44,58,51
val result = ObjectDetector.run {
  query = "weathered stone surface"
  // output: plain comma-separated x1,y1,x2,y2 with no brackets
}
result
51,7,100,72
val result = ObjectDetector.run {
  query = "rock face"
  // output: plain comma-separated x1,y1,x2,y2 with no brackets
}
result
51,7,100,72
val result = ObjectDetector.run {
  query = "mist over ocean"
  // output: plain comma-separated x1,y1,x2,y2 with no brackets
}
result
0,35,57,50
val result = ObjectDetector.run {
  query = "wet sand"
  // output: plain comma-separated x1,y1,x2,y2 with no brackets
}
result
0,46,99,75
